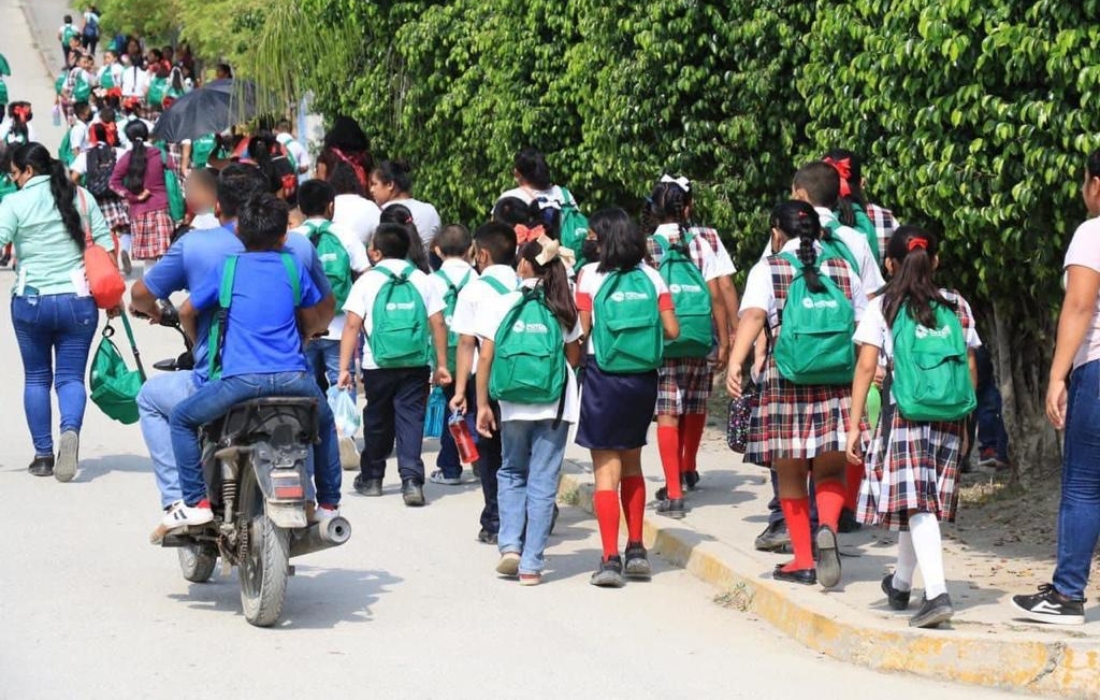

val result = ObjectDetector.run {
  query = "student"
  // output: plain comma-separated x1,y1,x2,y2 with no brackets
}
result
1,103,35,146
157,194,342,534
120,56,148,104
338,224,452,507
328,161,380,247
70,122,130,272
214,63,233,81
847,226,979,628
275,119,311,180
380,203,431,274
823,148,899,266
81,6,101,57
576,208,680,587
180,132,218,177
66,101,94,164
59,15,79,67
450,222,520,544
728,201,866,588
427,224,479,486
97,50,123,91
476,236,582,585
185,167,220,231
1012,152,1100,626
369,159,441,254
315,115,372,190
109,120,174,260
643,178,730,517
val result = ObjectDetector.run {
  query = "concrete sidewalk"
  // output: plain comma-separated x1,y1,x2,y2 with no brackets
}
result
557,423,1100,698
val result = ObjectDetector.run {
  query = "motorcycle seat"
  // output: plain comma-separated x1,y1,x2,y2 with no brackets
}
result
206,397,320,446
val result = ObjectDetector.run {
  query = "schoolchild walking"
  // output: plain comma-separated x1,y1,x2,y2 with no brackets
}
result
847,226,979,628
475,236,582,585
642,179,729,517
729,201,866,588
449,222,520,543
338,224,452,506
822,149,899,266
576,208,679,587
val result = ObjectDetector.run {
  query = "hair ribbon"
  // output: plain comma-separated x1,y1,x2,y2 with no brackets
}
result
907,237,928,252
660,174,691,192
534,234,575,268
823,157,853,198
515,223,545,245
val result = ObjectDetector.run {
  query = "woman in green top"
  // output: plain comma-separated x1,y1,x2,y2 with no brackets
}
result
0,142,113,481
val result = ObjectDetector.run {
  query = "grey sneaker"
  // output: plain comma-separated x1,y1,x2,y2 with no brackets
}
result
623,543,652,580
428,469,463,486
55,430,79,482
755,521,790,552
910,593,954,629
590,556,625,588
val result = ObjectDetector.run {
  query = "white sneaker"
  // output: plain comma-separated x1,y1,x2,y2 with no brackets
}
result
314,505,340,521
339,436,360,471
150,500,213,544
429,470,463,486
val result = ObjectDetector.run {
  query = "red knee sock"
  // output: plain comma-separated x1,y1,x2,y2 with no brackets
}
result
780,497,814,570
593,490,621,559
816,479,846,533
679,413,707,474
657,425,683,499
844,462,864,511
620,476,646,544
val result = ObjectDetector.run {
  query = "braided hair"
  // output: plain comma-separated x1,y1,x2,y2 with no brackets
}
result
770,200,825,293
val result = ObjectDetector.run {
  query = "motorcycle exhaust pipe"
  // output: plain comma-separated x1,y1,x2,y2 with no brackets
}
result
288,516,352,558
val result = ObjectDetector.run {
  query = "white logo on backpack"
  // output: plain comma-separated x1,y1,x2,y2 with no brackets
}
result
802,298,839,310
511,320,548,334
915,325,952,340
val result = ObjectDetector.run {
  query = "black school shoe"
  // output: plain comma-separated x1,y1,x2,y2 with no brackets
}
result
28,455,55,477
402,480,426,507
910,593,954,629
881,574,912,611
353,475,383,497
477,528,498,545
814,525,842,589
656,497,686,519
773,563,817,586
590,556,625,588
623,542,652,580
1011,584,1086,626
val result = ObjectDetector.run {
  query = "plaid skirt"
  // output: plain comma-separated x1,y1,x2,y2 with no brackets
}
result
131,208,174,259
743,356,866,463
96,196,130,232
657,357,713,415
857,399,965,532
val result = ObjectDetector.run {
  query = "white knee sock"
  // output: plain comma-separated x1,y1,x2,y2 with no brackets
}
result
893,531,916,591
120,233,133,253
909,512,947,599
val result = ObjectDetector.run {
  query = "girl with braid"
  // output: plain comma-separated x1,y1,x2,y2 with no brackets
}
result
727,201,867,587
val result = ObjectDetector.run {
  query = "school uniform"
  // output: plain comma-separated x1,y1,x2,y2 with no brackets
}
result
451,264,519,532
97,64,124,90
333,194,381,248
70,145,129,232
854,291,981,531
740,239,868,463
343,258,445,486
575,262,672,450
867,203,899,265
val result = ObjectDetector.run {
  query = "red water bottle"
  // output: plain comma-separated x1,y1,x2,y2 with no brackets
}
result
448,410,480,465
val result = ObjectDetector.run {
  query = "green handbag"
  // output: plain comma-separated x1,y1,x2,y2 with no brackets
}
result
89,313,147,424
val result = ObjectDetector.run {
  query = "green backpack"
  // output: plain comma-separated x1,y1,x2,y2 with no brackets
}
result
89,313,147,424
191,133,217,169
0,174,15,202
147,76,169,108
305,221,353,308
72,74,91,102
890,302,977,422
558,186,589,270
58,130,74,167
822,220,861,276
593,268,664,373
158,148,186,222
434,267,473,374
0,78,7,107
99,67,115,90
207,253,301,381
772,253,856,385
848,203,880,266
368,263,431,368
54,73,67,96
489,287,567,407
652,231,712,359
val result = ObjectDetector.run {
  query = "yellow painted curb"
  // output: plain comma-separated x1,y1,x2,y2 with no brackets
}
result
558,468,1100,698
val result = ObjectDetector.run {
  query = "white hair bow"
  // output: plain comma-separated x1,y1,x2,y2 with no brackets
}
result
660,174,691,192
534,235,576,269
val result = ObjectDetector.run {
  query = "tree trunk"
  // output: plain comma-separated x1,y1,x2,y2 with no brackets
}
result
992,300,1061,487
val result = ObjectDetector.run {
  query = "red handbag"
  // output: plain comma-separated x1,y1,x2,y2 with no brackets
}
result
79,190,125,310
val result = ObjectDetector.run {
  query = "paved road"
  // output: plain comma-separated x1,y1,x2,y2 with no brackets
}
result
0,1,1020,697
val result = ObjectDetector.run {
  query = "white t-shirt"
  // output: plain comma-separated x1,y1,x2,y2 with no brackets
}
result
276,132,311,174
740,238,868,328
758,207,884,295
1064,217,1100,369
121,65,147,98
451,265,520,338
427,258,479,321
575,262,672,357
475,278,582,424
69,145,125,176
853,293,981,361
68,121,90,154
383,198,441,249
189,212,220,231
333,194,381,248
341,258,445,370
294,217,371,339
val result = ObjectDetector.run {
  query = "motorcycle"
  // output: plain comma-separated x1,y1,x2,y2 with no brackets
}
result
149,300,351,627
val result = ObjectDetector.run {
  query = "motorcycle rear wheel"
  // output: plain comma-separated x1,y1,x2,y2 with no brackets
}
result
178,544,217,583
238,467,290,627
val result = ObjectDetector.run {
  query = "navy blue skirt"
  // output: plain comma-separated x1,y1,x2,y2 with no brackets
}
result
576,357,658,451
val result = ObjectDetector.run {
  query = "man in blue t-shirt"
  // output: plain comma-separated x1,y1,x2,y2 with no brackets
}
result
155,193,341,534
130,164,336,515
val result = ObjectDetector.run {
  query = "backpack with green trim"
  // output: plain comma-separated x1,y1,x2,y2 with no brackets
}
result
558,186,588,267
98,66,115,90
207,253,301,380
191,133,217,169
489,286,567,407
821,220,861,276
147,76,169,109
772,252,855,385
368,263,431,368
275,132,300,172
890,301,976,422
72,74,91,102
0,78,7,107
156,147,186,222
652,231,712,359
58,129,74,166
847,202,879,266
434,267,473,374
305,220,353,308
593,268,663,373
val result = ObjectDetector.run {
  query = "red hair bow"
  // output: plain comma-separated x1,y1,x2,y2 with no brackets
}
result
515,224,545,245
824,157,852,198
12,104,30,121
907,237,928,252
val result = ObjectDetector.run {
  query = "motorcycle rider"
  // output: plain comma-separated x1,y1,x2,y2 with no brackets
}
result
130,164,337,525
156,193,340,533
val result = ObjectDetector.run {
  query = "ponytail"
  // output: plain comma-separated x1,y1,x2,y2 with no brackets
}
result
881,226,952,329
823,151,868,227
123,119,150,194
12,144,84,249
770,200,825,293
519,240,578,330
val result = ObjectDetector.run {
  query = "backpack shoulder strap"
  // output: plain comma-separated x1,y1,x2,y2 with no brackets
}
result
651,233,671,254
482,275,511,295
208,255,240,380
279,252,302,306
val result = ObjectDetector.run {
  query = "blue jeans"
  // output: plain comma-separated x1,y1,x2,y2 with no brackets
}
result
138,371,197,507
11,293,98,455
1053,360,1100,600
498,419,569,574
437,381,477,478
307,339,355,402
171,371,341,507
976,382,1009,459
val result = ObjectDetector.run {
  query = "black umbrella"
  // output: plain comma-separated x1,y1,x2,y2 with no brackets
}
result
150,79,258,143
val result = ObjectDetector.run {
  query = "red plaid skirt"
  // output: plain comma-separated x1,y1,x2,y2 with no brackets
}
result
657,357,713,415
131,208,174,260
744,356,867,463
96,196,130,232
857,399,965,532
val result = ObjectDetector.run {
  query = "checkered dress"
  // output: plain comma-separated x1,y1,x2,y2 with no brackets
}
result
96,195,130,233
648,228,716,416
744,256,868,462
130,208,174,259
867,203,898,265
857,290,975,531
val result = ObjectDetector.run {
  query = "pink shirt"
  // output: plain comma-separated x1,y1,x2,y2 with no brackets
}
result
109,146,171,219
1065,217,1100,370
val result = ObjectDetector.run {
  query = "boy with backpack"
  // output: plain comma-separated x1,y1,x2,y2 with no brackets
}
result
58,15,79,67
293,179,369,467
338,223,451,507
426,224,479,486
